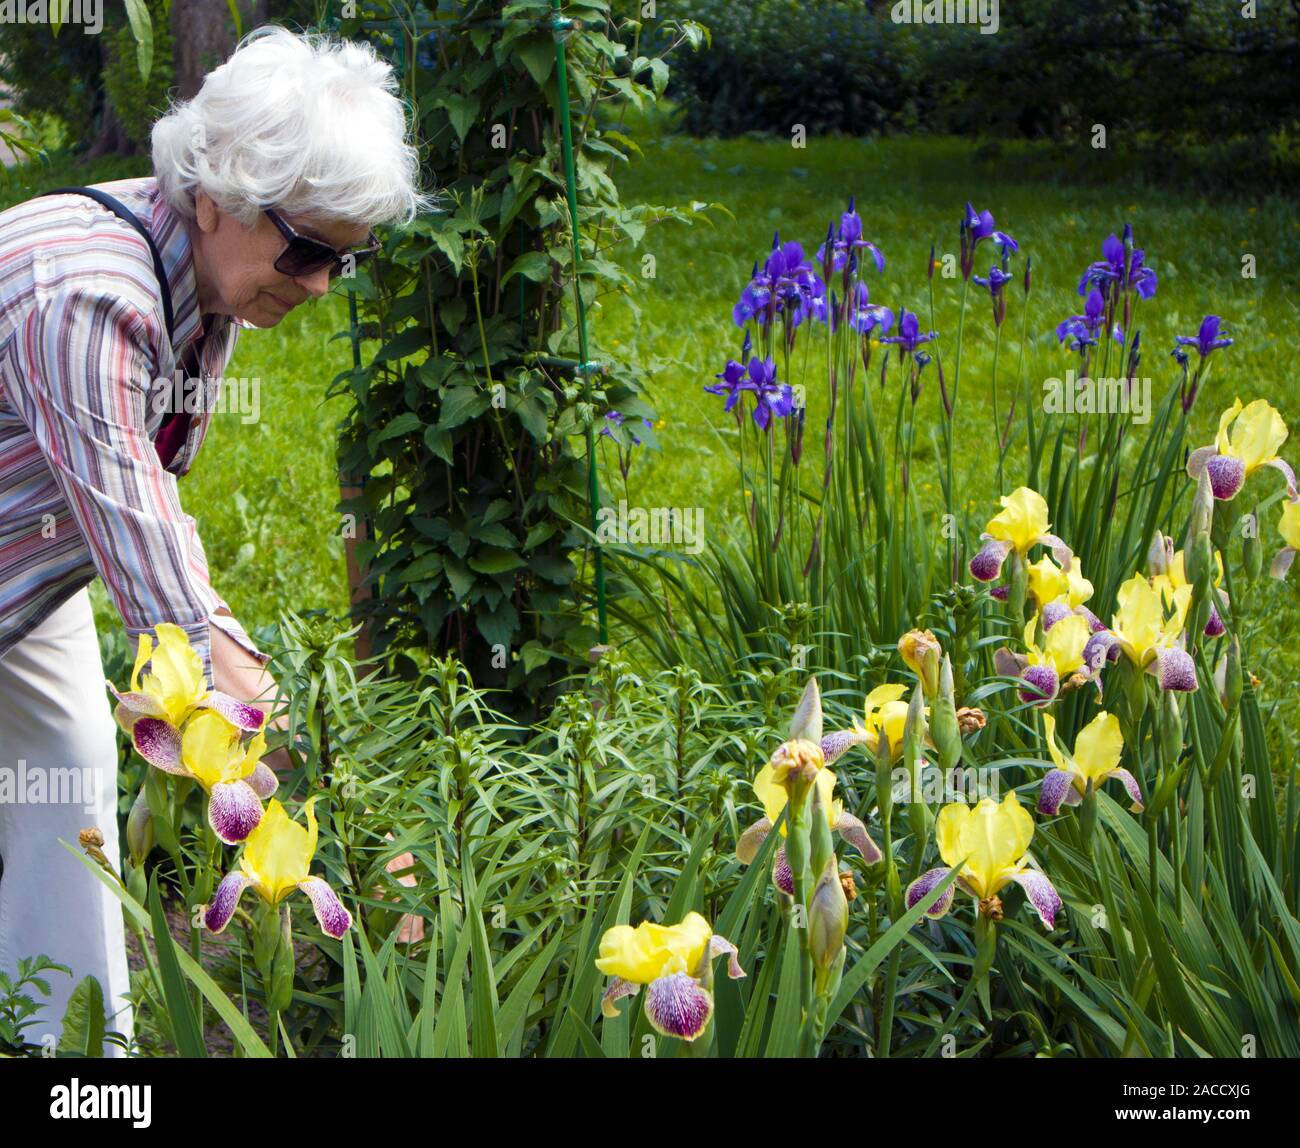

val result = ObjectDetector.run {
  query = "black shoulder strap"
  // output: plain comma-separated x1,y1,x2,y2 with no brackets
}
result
37,186,175,343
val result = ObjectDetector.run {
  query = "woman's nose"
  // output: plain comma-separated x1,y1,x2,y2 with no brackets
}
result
295,266,333,298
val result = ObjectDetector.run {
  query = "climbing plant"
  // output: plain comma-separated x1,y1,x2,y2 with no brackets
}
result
331,0,711,716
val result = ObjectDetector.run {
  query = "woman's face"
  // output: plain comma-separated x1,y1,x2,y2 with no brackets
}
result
190,190,373,328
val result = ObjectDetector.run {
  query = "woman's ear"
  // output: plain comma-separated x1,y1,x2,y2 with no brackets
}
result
193,189,220,235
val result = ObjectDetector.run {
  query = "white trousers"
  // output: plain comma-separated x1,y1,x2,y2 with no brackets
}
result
0,587,132,1054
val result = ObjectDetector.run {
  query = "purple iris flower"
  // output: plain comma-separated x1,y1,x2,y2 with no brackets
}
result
816,195,886,275
733,234,827,328
600,410,651,446
974,265,1013,327
1078,227,1157,299
846,281,895,336
880,310,937,354
705,355,793,430
1175,315,1233,359
1056,287,1123,350
965,203,1019,252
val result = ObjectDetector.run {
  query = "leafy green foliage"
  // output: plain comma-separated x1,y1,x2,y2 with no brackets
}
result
334,0,712,716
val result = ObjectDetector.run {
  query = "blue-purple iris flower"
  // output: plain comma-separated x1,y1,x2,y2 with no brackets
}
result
845,281,894,336
965,203,1018,250
881,310,937,354
705,354,795,430
1056,288,1123,351
1175,315,1233,359
733,234,827,329
974,265,1013,327
816,195,886,275
601,410,652,446
1078,226,1157,299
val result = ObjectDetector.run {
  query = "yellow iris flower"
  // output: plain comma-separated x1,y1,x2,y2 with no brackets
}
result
1039,710,1140,816
985,487,1053,554
181,711,267,793
596,911,713,985
1214,397,1288,477
1027,555,1093,611
125,623,206,726
1111,573,1190,663
935,793,1035,902
1025,613,1090,679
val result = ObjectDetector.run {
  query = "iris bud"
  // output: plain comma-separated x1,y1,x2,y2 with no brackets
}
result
931,653,962,772
1224,634,1243,711
899,629,942,699
809,860,849,971
126,785,154,867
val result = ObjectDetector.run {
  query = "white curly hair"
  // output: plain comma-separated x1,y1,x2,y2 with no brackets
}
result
151,25,432,229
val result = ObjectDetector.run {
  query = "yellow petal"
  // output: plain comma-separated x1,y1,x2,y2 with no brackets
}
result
1227,398,1287,473
1073,711,1124,786
1066,564,1094,607
129,631,153,693
753,762,787,826
180,711,242,790
985,487,1050,553
864,682,909,717
1112,574,1162,662
1041,711,1069,775
141,623,206,725
1280,499,1300,550
1043,613,1090,677
942,794,1034,899
1027,556,1069,609
1214,398,1244,455
241,797,316,903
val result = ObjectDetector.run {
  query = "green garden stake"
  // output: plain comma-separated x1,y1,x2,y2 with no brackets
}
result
552,0,608,643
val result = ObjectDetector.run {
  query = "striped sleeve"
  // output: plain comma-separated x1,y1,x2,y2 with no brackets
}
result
10,283,255,684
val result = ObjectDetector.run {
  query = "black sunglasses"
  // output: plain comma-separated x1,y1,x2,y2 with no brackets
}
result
264,207,381,280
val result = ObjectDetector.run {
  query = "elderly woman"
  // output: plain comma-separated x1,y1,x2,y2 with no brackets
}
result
0,27,426,1051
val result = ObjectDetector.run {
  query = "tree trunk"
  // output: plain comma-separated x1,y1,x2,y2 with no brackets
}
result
170,0,238,100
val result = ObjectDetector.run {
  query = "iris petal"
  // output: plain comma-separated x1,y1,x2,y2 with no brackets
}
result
645,973,713,1042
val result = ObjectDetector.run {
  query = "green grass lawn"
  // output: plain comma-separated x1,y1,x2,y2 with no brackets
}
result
594,129,1300,703
5,135,1298,704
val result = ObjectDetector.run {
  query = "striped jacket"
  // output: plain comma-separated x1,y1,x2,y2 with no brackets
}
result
0,176,265,682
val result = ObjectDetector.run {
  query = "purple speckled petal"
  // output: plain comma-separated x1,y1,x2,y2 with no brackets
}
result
1108,767,1145,812
199,692,267,732
821,728,867,765
1083,631,1119,681
736,817,772,865
1041,600,1071,631
1204,454,1246,501
1204,603,1226,637
645,972,713,1041
1265,457,1298,501
1038,769,1079,815
247,761,279,799
1153,646,1198,692
970,538,1012,582
994,647,1028,679
207,780,264,845
771,842,794,896
990,584,1010,601
905,866,955,920
298,876,353,939
1019,664,1059,706
1009,868,1062,930
132,717,187,775
1040,533,1074,572
203,872,251,934
708,933,746,980
106,684,164,720
834,809,882,864
1078,606,1106,633
600,976,640,1019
